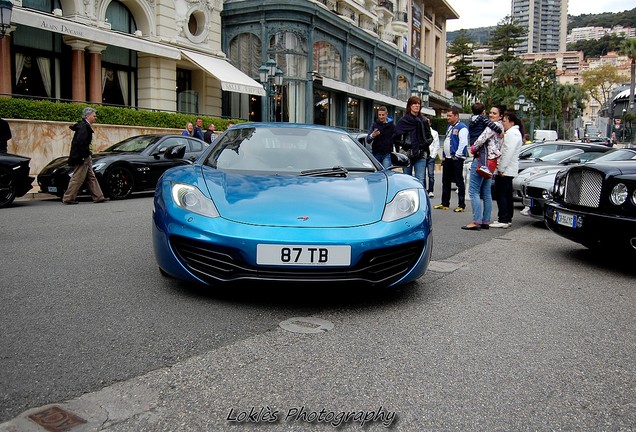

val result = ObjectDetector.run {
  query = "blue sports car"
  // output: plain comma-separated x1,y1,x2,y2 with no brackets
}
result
152,123,433,289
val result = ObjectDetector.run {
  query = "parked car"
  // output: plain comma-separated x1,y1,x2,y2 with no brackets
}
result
0,153,35,208
586,136,612,146
518,141,609,162
523,148,636,220
153,123,432,289
544,158,636,253
38,134,208,200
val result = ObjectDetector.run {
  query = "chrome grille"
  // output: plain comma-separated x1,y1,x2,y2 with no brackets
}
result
564,169,603,208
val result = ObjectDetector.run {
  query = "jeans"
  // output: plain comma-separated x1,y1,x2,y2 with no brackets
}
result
373,152,392,169
441,158,466,208
402,157,427,188
468,159,492,224
425,156,435,193
494,175,514,223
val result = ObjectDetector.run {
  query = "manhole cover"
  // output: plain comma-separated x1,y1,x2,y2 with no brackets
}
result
279,317,334,334
28,406,87,432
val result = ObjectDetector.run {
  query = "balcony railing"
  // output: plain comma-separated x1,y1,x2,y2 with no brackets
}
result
378,0,394,13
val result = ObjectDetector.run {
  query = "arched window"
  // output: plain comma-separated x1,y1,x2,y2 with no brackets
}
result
312,41,341,80
375,66,392,96
397,75,410,101
229,33,263,80
102,1,138,106
269,32,307,79
347,56,369,89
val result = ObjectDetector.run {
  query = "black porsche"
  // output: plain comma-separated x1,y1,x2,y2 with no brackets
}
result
37,134,208,200
0,153,35,208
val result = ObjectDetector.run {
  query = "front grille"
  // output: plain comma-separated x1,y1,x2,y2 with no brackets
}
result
564,168,603,208
170,236,425,287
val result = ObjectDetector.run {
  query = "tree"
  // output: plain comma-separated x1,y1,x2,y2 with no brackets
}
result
581,63,624,112
490,58,526,88
446,29,480,97
618,38,636,114
488,16,527,64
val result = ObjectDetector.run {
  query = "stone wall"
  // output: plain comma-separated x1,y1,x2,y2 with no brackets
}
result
4,119,182,176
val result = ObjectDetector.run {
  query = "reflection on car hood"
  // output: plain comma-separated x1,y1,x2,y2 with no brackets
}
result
201,169,389,227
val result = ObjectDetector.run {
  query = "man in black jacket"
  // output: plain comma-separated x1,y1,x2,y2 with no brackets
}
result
62,108,109,204
365,106,395,168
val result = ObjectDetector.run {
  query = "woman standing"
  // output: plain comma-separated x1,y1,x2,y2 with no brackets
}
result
491,111,524,228
462,105,505,230
182,122,194,136
393,96,434,188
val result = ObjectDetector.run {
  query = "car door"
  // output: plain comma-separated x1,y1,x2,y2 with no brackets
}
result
183,137,207,161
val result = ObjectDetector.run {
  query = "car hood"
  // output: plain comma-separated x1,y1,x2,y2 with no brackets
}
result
525,172,557,190
200,168,391,227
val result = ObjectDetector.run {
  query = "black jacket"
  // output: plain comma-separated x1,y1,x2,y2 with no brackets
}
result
366,119,396,154
68,119,94,166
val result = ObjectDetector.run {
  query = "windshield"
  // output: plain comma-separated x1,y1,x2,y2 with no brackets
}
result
204,126,377,173
538,149,582,162
591,149,636,162
105,135,158,153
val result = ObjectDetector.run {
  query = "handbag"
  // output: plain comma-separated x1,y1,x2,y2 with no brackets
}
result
477,163,493,179
487,157,498,174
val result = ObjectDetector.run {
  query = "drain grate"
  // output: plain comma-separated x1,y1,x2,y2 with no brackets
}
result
279,317,334,334
28,406,87,432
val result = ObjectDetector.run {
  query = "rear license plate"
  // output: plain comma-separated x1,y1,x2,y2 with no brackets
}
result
47,186,58,193
256,244,351,266
556,211,577,228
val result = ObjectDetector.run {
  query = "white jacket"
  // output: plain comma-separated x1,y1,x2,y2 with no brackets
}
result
496,125,522,177
429,128,441,159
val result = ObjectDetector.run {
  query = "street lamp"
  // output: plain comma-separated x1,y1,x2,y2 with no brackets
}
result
411,79,430,109
259,58,284,122
515,95,535,140
0,0,13,39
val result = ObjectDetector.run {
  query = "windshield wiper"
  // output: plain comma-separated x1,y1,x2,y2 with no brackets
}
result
299,166,349,177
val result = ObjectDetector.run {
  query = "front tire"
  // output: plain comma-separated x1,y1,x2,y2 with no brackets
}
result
0,167,17,208
105,166,134,199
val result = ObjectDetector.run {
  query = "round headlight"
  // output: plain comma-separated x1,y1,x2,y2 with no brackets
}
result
558,180,565,196
632,189,636,206
610,183,628,205
542,189,552,200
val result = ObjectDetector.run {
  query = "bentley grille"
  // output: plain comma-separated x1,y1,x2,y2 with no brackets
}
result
564,169,603,208
170,236,425,287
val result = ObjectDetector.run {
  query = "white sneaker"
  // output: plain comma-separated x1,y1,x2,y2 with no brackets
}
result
490,221,512,228
520,206,530,216
428,192,434,198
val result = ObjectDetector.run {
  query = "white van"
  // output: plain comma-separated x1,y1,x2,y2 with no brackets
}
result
533,130,558,142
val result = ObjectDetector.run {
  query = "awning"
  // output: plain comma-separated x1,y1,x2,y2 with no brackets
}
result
321,77,436,115
181,50,265,96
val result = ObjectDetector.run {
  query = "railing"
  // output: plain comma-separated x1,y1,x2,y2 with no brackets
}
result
394,11,408,23
377,0,394,12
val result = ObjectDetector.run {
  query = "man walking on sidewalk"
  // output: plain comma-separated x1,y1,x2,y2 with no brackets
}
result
434,106,468,212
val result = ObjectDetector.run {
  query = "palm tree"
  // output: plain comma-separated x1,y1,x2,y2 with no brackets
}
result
619,38,636,113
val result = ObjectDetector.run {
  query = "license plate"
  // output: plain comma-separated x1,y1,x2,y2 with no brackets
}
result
256,244,351,266
47,186,58,193
556,211,577,228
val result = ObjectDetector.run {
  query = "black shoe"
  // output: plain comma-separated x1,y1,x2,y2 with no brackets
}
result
481,224,490,230
461,224,481,231
63,200,79,205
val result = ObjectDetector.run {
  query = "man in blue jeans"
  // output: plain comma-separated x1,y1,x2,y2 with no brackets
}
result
365,106,395,168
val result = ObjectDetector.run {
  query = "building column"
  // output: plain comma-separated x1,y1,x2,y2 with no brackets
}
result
64,38,91,102
0,29,15,97
87,44,107,104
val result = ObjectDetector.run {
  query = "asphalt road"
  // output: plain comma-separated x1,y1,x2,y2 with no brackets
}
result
1,176,635,430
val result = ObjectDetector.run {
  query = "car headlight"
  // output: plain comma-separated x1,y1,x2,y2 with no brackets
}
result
610,183,628,205
541,189,552,200
92,162,106,171
632,189,636,206
171,183,219,217
383,189,420,222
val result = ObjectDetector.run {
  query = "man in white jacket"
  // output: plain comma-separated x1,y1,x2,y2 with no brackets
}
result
491,111,524,228
424,117,440,198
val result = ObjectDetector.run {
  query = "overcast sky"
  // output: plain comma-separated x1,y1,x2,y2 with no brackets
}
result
446,1,631,32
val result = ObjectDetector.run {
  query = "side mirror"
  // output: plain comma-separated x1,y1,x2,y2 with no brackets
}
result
389,151,410,168
163,145,186,159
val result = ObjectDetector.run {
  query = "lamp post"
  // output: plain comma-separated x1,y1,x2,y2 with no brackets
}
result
0,0,13,39
411,79,430,110
622,108,627,142
514,94,535,140
259,58,284,122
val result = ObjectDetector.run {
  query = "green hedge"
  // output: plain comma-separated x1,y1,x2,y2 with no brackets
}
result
0,98,241,130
